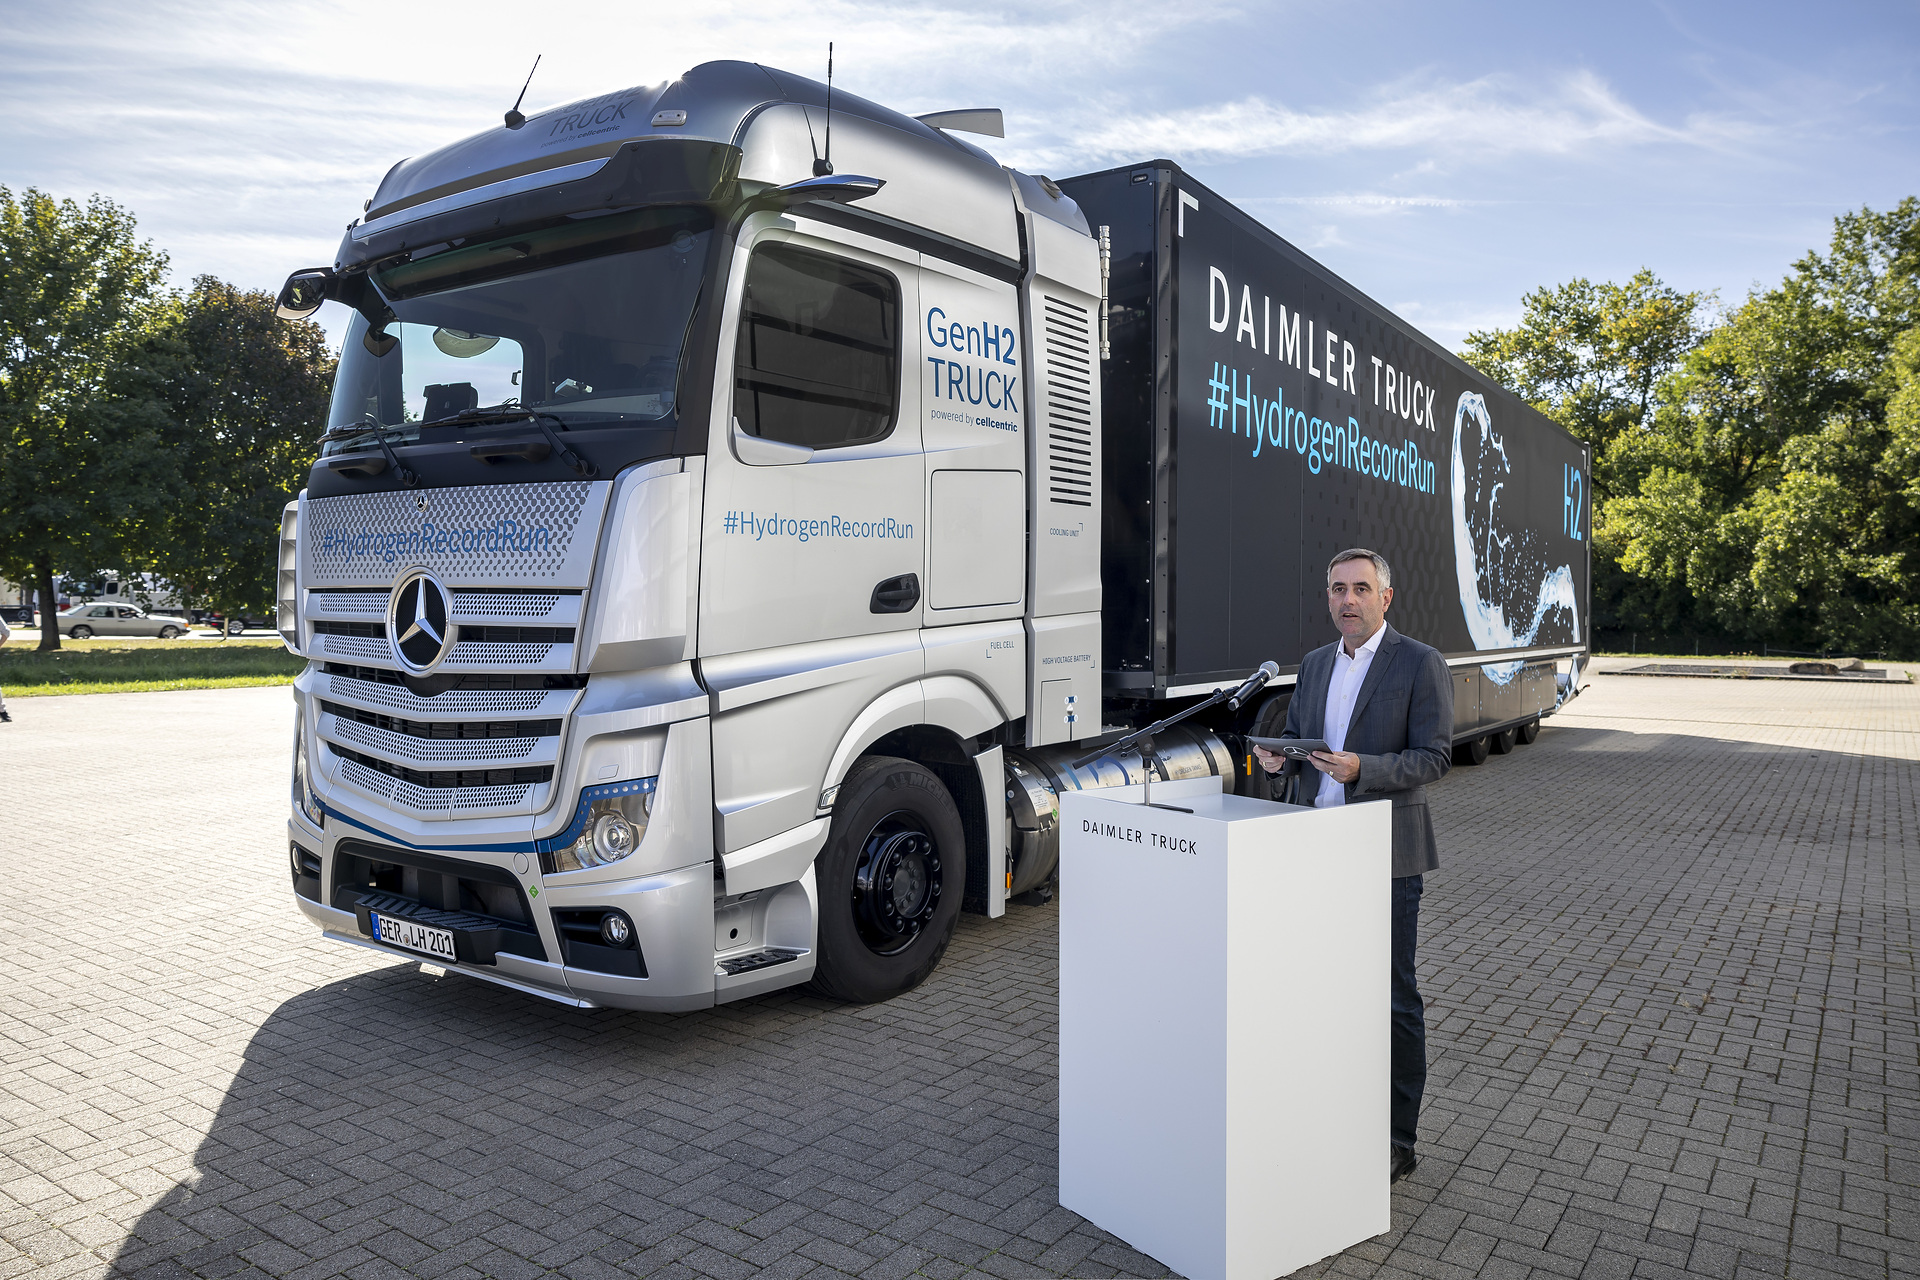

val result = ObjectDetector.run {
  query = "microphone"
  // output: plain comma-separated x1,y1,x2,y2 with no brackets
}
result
1226,660,1280,711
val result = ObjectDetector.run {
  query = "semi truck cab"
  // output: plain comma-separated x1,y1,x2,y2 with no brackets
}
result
278,62,1113,1010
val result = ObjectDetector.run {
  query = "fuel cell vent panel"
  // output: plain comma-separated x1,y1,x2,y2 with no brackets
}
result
1040,295,1094,507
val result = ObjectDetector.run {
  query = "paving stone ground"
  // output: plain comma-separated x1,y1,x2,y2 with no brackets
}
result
0,661,1915,1280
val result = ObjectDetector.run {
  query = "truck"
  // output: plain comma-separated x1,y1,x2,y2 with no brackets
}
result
273,60,1589,1011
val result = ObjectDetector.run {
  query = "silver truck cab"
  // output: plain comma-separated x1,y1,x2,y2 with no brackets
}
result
278,61,1110,1011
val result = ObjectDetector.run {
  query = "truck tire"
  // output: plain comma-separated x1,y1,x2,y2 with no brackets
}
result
809,755,968,1004
1516,720,1540,745
1453,735,1490,766
1489,728,1516,755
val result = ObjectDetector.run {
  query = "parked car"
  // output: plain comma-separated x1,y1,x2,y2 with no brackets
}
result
58,604,192,639
204,611,274,635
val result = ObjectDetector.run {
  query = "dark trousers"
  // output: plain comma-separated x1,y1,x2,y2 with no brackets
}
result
1391,874,1427,1150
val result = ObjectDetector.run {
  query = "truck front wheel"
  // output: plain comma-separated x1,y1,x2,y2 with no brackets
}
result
809,755,967,1004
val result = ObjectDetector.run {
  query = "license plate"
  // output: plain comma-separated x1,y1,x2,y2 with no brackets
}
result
371,912,457,962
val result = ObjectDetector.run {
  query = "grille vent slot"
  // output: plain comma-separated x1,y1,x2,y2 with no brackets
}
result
320,700,559,741
317,634,389,662
309,591,386,615
337,758,533,814
329,742,551,788
1041,295,1094,507
330,717,540,764
448,642,555,666
458,626,573,644
452,591,566,618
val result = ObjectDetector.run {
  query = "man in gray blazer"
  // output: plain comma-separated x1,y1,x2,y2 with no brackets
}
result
1253,548,1452,1184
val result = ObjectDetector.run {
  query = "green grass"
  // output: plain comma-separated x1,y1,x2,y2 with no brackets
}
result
0,635,303,697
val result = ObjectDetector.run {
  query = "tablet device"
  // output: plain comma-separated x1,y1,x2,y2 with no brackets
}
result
1248,737,1332,760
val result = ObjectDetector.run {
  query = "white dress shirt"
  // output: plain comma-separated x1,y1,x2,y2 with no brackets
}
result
1315,623,1386,808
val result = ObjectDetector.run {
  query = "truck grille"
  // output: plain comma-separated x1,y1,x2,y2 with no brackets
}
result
317,665,582,817
1040,294,1095,507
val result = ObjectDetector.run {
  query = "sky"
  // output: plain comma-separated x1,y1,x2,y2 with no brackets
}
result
3,0,1917,353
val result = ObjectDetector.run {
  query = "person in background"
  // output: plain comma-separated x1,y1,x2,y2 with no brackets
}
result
1253,548,1452,1184
0,608,11,722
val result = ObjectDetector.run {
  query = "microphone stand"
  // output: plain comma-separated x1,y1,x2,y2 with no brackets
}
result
1070,685,1238,812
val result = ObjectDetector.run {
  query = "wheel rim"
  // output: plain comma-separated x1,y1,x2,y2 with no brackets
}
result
851,809,943,956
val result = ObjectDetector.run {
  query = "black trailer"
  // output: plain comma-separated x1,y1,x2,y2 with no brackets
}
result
1061,161,1591,750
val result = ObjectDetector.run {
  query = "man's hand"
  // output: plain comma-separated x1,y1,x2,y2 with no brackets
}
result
1252,744,1285,774
1309,750,1360,784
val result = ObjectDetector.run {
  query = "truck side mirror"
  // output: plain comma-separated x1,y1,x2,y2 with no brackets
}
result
275,268,335,320
766,174,885,207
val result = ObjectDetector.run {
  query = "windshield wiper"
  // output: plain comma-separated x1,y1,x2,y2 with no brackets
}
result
427,404,599,478
318,415,420,487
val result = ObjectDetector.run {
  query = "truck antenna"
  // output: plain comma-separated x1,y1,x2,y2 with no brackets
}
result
504,55,542,129
814,43,835,176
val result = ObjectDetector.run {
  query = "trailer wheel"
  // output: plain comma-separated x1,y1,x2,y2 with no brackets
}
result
1489,728,1516,755
809,755,967,1004
1453,736,1490,766
1516,720,1540,745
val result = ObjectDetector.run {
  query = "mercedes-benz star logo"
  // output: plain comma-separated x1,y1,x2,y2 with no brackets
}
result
389,569,453,674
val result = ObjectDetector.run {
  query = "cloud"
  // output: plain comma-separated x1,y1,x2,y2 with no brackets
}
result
1047,70,1755,167
0,0,1231,296
1237,193,1481,213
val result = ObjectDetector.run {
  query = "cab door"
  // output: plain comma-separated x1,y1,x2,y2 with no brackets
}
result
915,254,1028,720
700,216,926,853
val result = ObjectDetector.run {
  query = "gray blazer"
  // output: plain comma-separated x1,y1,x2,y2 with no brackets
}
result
1272,623,1453,878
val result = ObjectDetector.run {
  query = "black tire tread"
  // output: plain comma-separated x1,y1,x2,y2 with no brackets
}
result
807,755,966,1005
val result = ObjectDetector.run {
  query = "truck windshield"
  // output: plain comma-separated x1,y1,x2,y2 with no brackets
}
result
325,206,712,444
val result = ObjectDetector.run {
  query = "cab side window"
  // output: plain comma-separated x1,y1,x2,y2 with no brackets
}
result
735,243,899,449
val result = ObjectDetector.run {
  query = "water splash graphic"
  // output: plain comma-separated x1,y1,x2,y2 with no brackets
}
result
1451,393,1579,684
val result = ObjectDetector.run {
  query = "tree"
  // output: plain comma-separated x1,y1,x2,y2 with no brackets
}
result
0,188,173,649
141,277,334,632
1460,268,1712,499
1594,200,1919,654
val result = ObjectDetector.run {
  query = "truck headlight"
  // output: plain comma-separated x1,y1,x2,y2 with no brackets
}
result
547,778,656,872
293,721,324,828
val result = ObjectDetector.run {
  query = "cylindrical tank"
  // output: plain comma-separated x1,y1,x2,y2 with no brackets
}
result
1002,724,1237,897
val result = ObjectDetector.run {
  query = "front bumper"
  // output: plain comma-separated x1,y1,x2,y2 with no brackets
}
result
292,856,723,1011
290,708,817,1011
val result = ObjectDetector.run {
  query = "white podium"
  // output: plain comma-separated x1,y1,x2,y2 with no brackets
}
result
1059,777,1391,1280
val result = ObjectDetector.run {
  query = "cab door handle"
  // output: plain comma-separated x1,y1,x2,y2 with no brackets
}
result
870,573,920,613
